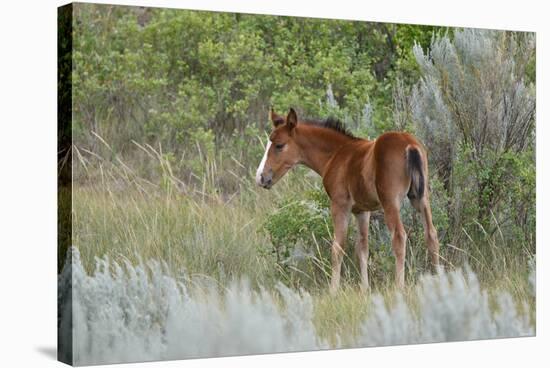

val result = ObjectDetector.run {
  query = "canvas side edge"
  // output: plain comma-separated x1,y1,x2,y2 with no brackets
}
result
58,2,74,366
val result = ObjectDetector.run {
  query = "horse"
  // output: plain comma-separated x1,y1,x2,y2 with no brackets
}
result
256,108,440,292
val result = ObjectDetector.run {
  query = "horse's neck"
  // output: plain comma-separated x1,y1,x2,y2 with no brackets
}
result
296,126,356,176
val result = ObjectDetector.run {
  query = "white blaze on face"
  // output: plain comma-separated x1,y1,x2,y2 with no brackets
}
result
255,141,272,185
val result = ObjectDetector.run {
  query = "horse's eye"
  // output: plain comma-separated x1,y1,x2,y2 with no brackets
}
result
275,143,285,150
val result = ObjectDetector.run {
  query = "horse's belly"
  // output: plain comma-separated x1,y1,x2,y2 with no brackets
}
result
350,178,381,213
351,198,381,213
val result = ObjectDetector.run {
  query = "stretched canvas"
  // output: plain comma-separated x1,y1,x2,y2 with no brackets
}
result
58,2,536,366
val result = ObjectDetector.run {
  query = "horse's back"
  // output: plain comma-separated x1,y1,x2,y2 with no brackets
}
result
373,131,421,152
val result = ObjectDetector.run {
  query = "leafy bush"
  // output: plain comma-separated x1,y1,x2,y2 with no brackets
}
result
263,188,332,258
72,4,444,179
261,187,333,287
408,29,535,260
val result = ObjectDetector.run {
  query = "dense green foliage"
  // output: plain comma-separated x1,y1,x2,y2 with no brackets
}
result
73,5,443,162
71,4,535,292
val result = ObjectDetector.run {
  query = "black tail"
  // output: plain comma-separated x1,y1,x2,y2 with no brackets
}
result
406,146,425,200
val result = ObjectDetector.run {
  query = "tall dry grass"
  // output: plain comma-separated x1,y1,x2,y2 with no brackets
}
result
63,136,535,364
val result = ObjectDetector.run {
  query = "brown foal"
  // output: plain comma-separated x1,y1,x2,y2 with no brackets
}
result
256,108,440,292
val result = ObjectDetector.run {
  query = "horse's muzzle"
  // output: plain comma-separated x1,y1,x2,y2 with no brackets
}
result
258,172,273,189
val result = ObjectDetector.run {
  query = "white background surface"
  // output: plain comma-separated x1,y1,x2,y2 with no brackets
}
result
0,0,547,367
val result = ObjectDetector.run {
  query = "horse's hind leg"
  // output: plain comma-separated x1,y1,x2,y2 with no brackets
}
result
381,201,407,289
329,202,351,294
409,196,440,270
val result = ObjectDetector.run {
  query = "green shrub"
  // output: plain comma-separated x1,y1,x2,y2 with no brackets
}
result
262,187,332,265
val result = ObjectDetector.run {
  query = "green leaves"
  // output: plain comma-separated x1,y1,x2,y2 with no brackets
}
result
73,4,440,158
263,188,333,255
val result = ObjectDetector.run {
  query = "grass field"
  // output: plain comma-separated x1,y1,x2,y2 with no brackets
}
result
62,145,535,365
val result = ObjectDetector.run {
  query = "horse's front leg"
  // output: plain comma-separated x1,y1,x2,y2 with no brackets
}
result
355,211,371,291
329,202,351,294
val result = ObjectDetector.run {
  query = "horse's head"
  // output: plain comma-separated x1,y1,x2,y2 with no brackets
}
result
256,108,301,189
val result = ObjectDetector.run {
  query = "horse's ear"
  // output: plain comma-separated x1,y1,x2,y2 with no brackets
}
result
286,108,298,130
270,108,285,127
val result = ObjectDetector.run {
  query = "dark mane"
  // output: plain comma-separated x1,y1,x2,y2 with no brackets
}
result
302,117,358,139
